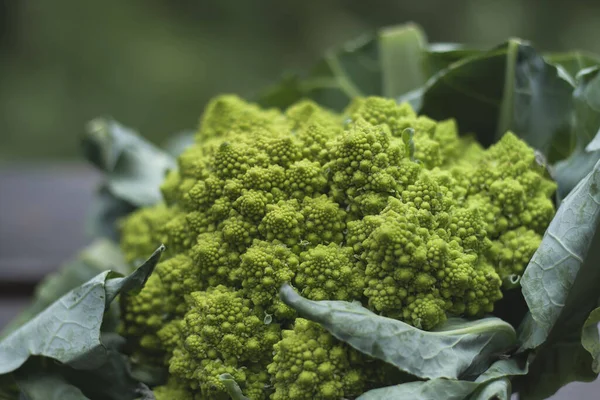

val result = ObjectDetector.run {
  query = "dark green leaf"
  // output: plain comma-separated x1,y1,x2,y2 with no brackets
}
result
15,334,154,400
425,43,483,77
0,375,19,400
520,158,600,350
15,368,89,400
498,43,574,159
219,374,250,400
259,23,430,111
581,307,600,373
406,43,510,146
128,363,168,388
552,147,600,202
0,246,164,375
105,245,164,305
256,74,305,111
553,68,600,199
517,331,596,400
61,339,146,400
83,118,175,207
279,284,516,380
411,40,573,154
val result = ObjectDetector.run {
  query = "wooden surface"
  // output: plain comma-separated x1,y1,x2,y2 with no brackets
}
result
0,163,597,399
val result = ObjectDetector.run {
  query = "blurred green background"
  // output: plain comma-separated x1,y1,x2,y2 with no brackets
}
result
2,0,598,160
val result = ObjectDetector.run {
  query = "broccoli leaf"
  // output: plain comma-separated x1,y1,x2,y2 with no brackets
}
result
356,358,527,400
581,307,600,373
520,158,600,351
0,245,164,375
279,284,516,380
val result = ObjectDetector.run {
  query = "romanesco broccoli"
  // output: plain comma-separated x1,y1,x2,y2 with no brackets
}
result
118,94,556,399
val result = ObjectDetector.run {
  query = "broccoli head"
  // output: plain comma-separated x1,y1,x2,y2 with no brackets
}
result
118,95,556,398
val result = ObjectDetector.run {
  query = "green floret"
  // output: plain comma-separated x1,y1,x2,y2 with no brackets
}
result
285,99,340,130
346,214,385,257
213,141,266,179
285,160,328,199
488,227,542,283
177,144,213,180
154,254,201,314
242,165,286,192
300,195,347,245
189,232,239,287
221,211,260,251
295,244,364,301
432,119,462,162
161,169,183,205
120,273,168,353
324,118,412,216
181,285,281,363
231,240,299,318
461,261,503,316
259,199,305,252
160,212,195,256
402,294,447,330
233,189,273,221
448,207,490,253
166,286,280,398
198,94,285,140
118,94,558,399
119,203,175,264
186,175,225,210
286,100,342,161
362,202,427,314
401,173,449,214
153,377,199,400
522,195,556,234
268,318,367,400
346,96,416,136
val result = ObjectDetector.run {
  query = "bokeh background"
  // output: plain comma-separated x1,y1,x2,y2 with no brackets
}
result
1,1,600,398
2,0,599,160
